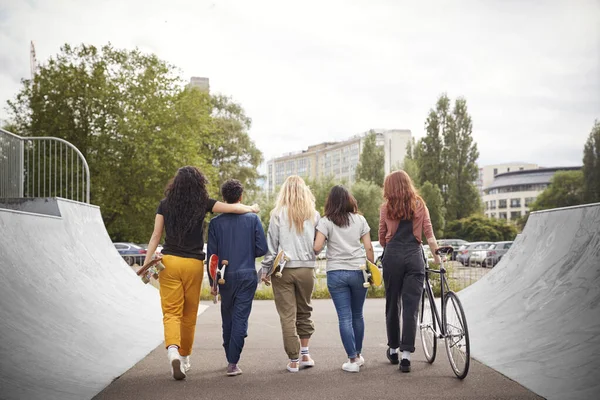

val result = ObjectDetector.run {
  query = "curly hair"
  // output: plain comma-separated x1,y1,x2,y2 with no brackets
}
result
221,179,244,204
163,166,210,245
324,185,358,227
383,170,424,220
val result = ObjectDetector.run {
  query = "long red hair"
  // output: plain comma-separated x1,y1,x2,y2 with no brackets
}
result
383,170,424,220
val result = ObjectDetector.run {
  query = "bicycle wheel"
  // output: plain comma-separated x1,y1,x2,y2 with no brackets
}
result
443,291,470,379
419,287,437,363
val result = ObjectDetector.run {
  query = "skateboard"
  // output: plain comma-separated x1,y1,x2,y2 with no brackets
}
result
263,250,290,286
136,257,165,284
360,259,382,288
208,255,229,303
208,254,220,304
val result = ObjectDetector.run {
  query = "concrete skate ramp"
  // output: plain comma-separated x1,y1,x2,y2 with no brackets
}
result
0,198,163,400
459,203,600,400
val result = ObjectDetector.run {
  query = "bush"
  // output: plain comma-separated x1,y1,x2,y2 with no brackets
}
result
444,215,517,242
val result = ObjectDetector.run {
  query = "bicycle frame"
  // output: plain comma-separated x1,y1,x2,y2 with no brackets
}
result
421,252,451,339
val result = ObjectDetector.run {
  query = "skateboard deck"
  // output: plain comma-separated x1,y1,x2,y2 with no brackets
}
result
360,259,382,287
264,250,289,286
208,254,220,304
136,257,165,284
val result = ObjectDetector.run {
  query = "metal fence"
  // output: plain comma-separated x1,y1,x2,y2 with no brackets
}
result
0,128,90,203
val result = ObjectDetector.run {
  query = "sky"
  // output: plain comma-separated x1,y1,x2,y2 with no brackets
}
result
1,0,599,170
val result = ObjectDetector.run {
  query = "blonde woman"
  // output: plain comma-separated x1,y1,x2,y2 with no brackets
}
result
379,170,440,373
261,175,320,372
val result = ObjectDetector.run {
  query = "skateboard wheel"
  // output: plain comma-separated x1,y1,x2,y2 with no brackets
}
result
152,273,159,280
142,276,150,284
363,282,370,288
218,278,225,284
275,272,282,278
359,265,366,270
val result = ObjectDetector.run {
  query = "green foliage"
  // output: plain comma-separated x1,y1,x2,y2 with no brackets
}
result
199,278,386,301
356,130,384,186
351,180,383,241
306,175,338,215
209,94,263,191
530,170,585,211
417,94,480,222
5,43,263,243
583,120,600,203
244,189,276,233
419,181,445,239
445,215,518,242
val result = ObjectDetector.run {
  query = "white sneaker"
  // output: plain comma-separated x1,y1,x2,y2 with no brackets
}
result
342,360,360,373
287,361,299,372
300,354,315,368
356,355,365,367
168,348,186,380
181,356,191,372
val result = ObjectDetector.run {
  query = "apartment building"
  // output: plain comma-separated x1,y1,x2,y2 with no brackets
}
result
482,166,581,221
476,162,539,196
266,129,411,193
187,77,210,92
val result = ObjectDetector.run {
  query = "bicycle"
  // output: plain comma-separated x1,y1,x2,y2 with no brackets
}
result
419,245,471,379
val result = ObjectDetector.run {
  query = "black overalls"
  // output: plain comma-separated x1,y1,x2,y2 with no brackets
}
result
382,218,425,352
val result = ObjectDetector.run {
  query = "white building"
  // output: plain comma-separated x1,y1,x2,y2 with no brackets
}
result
483,166,581,221
266,129,412,193
187,77,210,92
477,162,539,196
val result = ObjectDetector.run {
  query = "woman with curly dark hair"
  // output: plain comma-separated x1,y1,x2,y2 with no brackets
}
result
143,166,259,380
379,170,440,373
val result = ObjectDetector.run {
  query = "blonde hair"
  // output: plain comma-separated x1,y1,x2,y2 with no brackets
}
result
272,175,316,233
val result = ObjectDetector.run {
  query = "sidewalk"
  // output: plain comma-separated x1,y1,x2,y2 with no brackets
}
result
94,299,541,400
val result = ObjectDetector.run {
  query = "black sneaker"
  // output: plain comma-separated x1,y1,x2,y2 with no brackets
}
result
386,348,399,365
399,358,411,373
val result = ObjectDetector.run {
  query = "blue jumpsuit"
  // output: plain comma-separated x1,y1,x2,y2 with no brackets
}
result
207,213,268,364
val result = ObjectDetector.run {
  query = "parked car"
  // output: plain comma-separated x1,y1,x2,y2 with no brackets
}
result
372,241,384,264
457,242,493,266
422,244,434,262
437,239,469,261
139,243,164,255
483,241,513,268
317,245,327,260
114,242,147,266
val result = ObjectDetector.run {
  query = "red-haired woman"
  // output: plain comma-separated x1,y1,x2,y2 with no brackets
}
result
379,170,440,373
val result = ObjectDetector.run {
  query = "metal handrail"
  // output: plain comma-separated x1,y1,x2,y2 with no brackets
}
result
0,128,90,203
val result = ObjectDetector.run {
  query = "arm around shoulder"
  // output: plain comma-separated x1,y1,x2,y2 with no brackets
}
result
212,201,259,214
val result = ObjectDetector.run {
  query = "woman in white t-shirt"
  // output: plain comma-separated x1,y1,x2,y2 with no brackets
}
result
313,185,374,373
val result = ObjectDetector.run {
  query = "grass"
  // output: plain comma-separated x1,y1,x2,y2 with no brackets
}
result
199,276,387,301
149,261,467,301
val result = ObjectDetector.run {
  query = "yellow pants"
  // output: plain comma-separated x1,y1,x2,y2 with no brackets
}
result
159,255,204,356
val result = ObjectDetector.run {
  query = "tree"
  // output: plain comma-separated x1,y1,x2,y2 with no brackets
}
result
5,43,262,242
208,94,263,192
530,170,585,211
445,215,517,242
583,120,600,203
306,175,338,215
400,138,421,187
417,94,480,222
351,180,383,241
419,181,445,239
356,130,384,186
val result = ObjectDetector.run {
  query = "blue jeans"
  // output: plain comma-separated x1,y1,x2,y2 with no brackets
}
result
219,269,257,364
327,270,368,359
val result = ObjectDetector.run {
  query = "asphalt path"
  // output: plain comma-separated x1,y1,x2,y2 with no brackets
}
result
94,299,541,400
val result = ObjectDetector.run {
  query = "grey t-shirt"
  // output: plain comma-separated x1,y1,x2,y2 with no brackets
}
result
316,213,370,271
